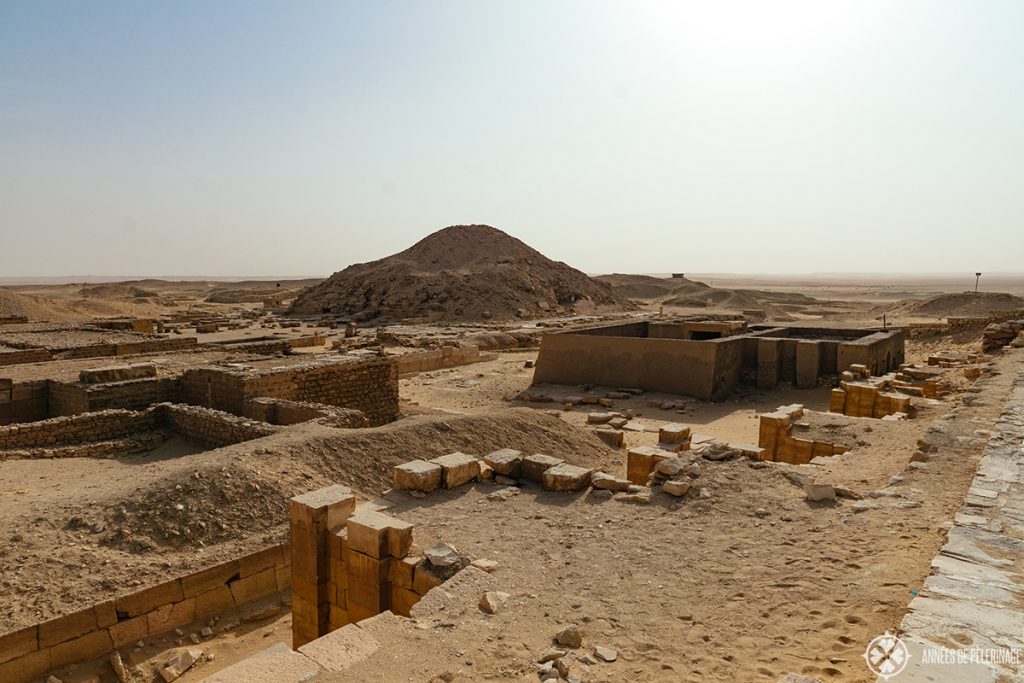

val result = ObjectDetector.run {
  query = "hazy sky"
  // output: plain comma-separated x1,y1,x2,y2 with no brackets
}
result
1,1,1022,277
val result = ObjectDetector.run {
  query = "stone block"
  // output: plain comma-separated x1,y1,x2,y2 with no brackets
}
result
195,585,236,617
483,449,522,477
40,606,98,648
626,446,672,485
429,452,480,488
240,545,282,578
521,453,563,482
389,555,420,590
200,643,322,683
542,463,593,491
591,471,631,491
229,567,278,605
0,625,37,665
392,460,442,492
115,579,184,618
298,624,379,672
663,480,691,497
390,586,420,617
413,563,442,595
348,578,389,612
658,423,691,444
0,648,50,683
50,629,112,667
94,600,117,628
147,597,196,634
347,509,412,559
109,614,149,648
346,549,390,585
289,485,356,531
182,560,240,597
595,428,624,447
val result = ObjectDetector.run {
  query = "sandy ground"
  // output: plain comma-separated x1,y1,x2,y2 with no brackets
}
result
67,340,1018,683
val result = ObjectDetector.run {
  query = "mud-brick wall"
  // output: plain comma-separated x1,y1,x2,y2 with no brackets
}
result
533,332,736,400
837,331,905,377
0,381,49,426
0,543,289,683
394,345,491,375
244,359,399,426
0,348,52,367
154,403,279,448
179,368,248,415
83,377,181,413
0,409,156,450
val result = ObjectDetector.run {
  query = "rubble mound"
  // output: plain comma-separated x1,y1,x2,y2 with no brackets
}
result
290,225,633,321
84,409,616,552
78,284,158,299
887,292,1024,317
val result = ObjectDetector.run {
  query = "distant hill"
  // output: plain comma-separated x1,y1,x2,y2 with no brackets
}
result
290,225,633,321
883,292,1024,317
594,273,817,318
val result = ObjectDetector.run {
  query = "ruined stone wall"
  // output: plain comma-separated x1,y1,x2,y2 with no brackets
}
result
532,332,738,400
178,368,249,415
836,330,905,377
243,397,368,428
80,377,181,413
0,544,289,682
46,382,90,417
0,380,48,426
394,345,493,375
241,359,398,426
0,348,52,367
153,403,279,449
0,409,156,450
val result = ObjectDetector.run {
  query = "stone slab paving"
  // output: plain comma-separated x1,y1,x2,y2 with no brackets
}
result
883,372,1024,682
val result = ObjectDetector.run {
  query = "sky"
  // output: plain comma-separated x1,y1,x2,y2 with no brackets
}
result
1,0,1022,277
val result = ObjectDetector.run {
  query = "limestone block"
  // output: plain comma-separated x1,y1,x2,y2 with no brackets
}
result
0,625,37,666
483,448,523,477
298,624,379,673
39,606,98,648
662,480,691,497
347,509,413,559
591,471,631,492
289,485,356,531
429,452,480,488
392,460,442,492
521,453,563,482
658,423,691,444
202,643,323,683
596,428,624,447
626,446,672,485
542,463,593,491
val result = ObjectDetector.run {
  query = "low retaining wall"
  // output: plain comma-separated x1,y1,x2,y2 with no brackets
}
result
155,403,280,448
0,403,279,457
243,397,368,428
0,380,48,426
394,345,495,375
0,409,155,450
0,348,51,367
0,543,290,683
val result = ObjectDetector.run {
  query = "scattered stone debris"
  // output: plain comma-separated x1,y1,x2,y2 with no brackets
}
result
803,482,836,502
554,623,583,648
478,590,510,614
158,649,202,682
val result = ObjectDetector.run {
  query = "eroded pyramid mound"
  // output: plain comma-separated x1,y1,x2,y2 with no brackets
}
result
290,225,633,321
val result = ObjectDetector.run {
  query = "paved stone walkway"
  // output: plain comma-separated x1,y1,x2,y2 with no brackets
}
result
884,372,1024,682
